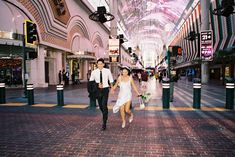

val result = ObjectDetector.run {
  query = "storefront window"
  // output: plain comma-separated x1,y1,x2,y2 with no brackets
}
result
225,67,230,77
0,59,22,85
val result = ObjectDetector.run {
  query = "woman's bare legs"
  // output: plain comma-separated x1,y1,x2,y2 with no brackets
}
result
120,105,126,128
124,101,133,123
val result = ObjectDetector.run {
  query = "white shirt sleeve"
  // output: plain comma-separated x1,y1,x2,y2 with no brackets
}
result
89,71,95,81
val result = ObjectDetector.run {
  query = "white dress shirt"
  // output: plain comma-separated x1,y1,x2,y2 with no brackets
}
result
89,68,114,88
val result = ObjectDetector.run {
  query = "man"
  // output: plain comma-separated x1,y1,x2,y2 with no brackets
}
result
58,70,62,84
89,58,114,131
141,70,148,90
71,70,75,85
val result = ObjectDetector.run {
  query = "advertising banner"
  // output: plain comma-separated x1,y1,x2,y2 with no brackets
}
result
109,39,119,56
200,30,213,61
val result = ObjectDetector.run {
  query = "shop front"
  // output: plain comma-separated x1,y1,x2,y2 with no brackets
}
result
67,51,96,82
0,41,36,86
0,59,22,86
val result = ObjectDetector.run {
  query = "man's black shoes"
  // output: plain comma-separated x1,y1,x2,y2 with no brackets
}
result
101,124,106,131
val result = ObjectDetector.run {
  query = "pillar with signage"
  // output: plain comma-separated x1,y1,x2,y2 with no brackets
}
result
200,30,213,85
200,30,213,61
109,0,119,79
109,38,120,79
200,0,210,84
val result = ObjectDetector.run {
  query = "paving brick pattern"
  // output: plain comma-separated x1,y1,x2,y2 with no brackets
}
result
0,106,235,157
2,79,235,156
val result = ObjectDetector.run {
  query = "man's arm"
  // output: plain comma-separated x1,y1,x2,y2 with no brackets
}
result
108,70,114,88
110,76,120,94
112,76,120,90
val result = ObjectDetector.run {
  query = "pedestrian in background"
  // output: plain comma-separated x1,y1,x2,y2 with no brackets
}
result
62,69,66,85
71,71,75,85
141,70,148,90
58,70,62,84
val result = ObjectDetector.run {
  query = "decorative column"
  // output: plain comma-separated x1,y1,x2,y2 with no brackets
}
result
110,0,118,37
109,0,119,79
56,51,63,84
200,0,210,84
36,45,48,87
84,60,89,81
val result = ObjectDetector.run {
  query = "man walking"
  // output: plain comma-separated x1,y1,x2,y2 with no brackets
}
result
89,58,114,131
58,70,62,84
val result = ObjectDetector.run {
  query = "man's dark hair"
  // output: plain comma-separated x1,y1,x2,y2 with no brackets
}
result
97,58,105,63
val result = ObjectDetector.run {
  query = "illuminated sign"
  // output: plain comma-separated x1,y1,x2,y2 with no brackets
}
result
109,39,119,56
200,30,213,61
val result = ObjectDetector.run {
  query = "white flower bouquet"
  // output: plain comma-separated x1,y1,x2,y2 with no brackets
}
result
141,92,151,103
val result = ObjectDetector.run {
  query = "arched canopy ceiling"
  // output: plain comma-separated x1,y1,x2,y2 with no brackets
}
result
118,0,191,61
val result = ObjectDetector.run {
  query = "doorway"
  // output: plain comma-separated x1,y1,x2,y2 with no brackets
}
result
45,61,49,83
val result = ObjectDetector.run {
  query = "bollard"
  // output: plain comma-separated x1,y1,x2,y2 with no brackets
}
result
225,82,234,109
57,84,64,106
27,84,34,105
193,78,201,109
162,78,170,109
0,83,6,104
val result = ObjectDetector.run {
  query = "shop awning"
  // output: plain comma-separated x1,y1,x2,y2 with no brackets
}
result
0,39,36,58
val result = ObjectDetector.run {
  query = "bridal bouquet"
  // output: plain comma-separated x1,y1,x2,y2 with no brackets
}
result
141,92,151,103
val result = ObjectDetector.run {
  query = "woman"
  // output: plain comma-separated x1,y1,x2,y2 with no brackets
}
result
111,66,141,128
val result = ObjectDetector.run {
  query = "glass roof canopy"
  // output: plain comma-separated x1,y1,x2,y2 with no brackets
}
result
87,0,193,66
118,0,191,66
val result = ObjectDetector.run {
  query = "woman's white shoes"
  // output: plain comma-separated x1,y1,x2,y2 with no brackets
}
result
121,115,133,128
122,121,126,128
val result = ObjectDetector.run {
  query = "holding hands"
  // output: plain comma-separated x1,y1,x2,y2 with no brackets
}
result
110,87,115,94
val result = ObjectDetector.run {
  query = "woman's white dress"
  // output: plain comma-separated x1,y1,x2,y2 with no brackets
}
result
113,77,132,113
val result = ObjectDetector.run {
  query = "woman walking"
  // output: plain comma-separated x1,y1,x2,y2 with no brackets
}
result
111,66,140,128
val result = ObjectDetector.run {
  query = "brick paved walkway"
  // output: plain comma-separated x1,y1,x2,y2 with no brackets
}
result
0,105,235,157
1,78,235,156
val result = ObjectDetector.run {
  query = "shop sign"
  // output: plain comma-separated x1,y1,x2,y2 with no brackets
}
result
200,30,213,61
109,39,119,57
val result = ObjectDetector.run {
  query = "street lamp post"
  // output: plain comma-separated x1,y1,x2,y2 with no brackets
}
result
22,22,27,97
22,20,37,97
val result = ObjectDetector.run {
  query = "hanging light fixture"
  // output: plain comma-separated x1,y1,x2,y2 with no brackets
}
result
89,6,115,23
212,0,235,17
